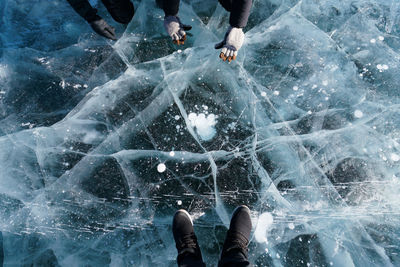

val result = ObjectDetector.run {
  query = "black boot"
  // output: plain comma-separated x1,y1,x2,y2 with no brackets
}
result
173,209,205,267
219,205,252,267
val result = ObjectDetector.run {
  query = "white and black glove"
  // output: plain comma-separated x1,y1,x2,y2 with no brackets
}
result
90,17,117,40
164,16,192,45
215,26,244,62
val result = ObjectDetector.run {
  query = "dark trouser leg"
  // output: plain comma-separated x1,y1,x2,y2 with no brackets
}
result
218,250,250,267
101,0,135,24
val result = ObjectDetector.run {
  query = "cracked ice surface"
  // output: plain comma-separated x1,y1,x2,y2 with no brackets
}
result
1,0,400,266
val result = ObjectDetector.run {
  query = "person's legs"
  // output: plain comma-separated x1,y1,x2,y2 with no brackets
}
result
173,210,206,267
218,205,252,267
101,0,135,24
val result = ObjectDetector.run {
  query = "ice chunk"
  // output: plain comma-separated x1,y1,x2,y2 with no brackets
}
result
254,212,273,243
188,112,217,141
157,163,166,173
354,110,363,118
391,153,400,162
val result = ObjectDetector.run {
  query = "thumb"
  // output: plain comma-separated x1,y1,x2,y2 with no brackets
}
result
105,26,117,40
182,24,192,31
214,41,225,49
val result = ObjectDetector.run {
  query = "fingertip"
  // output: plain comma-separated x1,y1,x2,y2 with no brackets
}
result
221,47,227,55
179,30,186,38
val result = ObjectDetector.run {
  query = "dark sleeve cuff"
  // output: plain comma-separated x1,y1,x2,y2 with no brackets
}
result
85,10,100,23
229,0,252,28
67,0,99,22
161,0,180,16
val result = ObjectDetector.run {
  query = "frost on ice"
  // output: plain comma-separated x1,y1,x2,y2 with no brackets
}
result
1,0,400,266
188,112,217,141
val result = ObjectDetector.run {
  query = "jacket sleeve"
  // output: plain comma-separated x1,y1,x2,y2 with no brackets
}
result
160,0,180,16
230,0,252,28
67,0,100,22
219,0,252,28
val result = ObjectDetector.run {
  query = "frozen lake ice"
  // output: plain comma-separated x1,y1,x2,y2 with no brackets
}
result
1,0,400,266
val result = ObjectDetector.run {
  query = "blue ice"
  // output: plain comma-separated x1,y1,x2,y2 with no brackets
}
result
0,0,400,266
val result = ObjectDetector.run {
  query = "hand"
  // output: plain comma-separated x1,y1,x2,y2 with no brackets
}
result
164,16,192,45
215,26,244,62
89,18,117,40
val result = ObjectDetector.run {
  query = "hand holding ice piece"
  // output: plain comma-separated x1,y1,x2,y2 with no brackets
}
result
89,17,117,40
215,26,244,62
164,16,192,45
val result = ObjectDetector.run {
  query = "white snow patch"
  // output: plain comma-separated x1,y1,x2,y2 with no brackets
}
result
377,64,388,71
255,212,273,243
391,153,400,162
157,163,166,173
354,110,363,118
60,80,66,89
188,112,217,141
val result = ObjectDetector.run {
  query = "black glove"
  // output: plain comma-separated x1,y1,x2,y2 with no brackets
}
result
89,18,117,40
